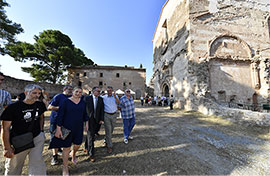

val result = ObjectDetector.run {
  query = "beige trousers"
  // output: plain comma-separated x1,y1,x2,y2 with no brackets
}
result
4,132,46,176
104,112,118,147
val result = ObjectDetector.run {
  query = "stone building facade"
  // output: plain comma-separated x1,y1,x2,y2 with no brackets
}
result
67,65,146,99
151,0,270,119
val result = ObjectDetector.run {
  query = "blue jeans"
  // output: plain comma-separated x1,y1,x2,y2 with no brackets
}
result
122,118,136,140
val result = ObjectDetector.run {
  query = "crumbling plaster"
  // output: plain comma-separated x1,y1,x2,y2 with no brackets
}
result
151,0,270,126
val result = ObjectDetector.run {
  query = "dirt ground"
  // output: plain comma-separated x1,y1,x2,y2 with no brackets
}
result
1,101,270,175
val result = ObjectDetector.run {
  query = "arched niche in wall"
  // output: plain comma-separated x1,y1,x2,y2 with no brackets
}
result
208,35,256,106
162,83,170,97
209,34,252,59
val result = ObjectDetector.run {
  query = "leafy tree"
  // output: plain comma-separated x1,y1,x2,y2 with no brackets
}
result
6,30,94,83
0,0,23,54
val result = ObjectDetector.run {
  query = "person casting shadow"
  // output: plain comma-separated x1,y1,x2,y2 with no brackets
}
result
84,87,104,162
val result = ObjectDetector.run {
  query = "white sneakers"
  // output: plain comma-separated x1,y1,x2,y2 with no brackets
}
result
128,136,134,140
124,136,134,144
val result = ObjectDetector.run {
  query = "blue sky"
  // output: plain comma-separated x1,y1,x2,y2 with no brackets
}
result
0,0,167,84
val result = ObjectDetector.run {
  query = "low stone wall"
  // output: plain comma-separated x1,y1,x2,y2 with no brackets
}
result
175,98,270,127
217,107,270,127
197,100,270,127
1,75,63,98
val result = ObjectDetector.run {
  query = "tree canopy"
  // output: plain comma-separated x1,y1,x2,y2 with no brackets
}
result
0,0,23,55
6,30,94,83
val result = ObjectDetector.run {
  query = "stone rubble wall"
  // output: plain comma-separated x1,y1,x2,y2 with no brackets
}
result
2,75,63,99
187,0,270,126
189,0,270,100
198,101,270,126
172,94,270,126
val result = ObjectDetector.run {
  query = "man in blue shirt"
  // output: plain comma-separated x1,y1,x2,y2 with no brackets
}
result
102,86,120,153
47,85,73,165
119,88,136,144
0,72,12,135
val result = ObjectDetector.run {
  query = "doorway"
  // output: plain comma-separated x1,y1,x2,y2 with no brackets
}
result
163,84,169,97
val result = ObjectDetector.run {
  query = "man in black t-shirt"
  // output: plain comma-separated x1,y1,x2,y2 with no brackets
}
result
0,84,47,175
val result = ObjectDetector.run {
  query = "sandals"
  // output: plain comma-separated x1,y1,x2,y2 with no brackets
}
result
62,166,69,176
69,151,77,165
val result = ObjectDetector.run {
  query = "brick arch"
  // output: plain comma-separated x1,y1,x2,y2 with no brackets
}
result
209,34,252,59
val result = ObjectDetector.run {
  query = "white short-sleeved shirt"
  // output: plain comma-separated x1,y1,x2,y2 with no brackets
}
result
103,94,119,113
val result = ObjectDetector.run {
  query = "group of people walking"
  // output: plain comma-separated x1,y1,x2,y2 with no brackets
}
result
140,95,174,110
0,71,136,176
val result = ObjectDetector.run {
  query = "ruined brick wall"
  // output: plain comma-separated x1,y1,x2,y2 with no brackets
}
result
189,0,270,108
152,0,270,118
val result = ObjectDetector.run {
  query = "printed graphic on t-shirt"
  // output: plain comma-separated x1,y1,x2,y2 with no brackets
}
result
35,110,39,118
22,108,39,122
24,112,32,122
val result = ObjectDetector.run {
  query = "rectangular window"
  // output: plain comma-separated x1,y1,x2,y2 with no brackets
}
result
116,73,120,77
218,90,226,102
162,20,168,41
100,73,103,77
84,72,87,77
99,81,103,86
123,82,126,86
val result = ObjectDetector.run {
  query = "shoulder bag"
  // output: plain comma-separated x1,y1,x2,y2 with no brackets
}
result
11,103,38,154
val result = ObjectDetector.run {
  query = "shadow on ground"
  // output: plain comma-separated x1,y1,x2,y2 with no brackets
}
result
1,102,270,175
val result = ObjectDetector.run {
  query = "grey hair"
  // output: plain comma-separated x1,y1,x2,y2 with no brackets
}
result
63,84,73,91
24,84,43,92
92,86,100,91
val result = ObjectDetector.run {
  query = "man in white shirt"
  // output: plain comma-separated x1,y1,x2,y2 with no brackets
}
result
140,96,144,106
102,86,120,153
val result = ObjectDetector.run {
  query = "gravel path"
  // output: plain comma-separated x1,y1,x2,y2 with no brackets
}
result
1,102,270,175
